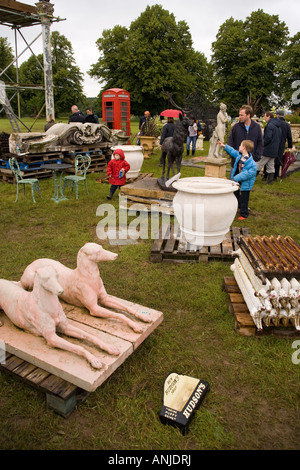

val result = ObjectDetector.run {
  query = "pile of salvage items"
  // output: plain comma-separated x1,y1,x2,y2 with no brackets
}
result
231,235,300,331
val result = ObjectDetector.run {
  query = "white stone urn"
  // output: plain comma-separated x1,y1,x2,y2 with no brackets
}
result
111,145,144,179
172,177,240,246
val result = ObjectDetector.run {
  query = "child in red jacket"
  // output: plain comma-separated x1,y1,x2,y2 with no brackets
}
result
106,148,130,199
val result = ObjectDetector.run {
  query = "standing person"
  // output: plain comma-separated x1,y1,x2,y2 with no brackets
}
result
85,107,99,124
68,105,85,123
218,139,257,220
137,111,150,144
227,105,263,166
185,116,198,157
274,110,293,180
160,117,175,145
256,111,282,185
106,149,130,200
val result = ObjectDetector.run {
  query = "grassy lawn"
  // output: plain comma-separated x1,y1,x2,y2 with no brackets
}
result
0,120,299,451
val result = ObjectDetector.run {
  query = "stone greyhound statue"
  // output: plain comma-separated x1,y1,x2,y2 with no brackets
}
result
20,243,151,333
0,265,119,369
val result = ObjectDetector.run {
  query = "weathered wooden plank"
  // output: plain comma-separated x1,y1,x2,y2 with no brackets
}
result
12,360,37,378
25,367,51,385
2,355,24,371
164,224,176,253
222,231,233,255
151,224,170,253
120,177,175,201
209,243,222,256
231,227,241,252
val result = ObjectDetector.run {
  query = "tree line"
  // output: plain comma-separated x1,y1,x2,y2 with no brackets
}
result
0,5,299,119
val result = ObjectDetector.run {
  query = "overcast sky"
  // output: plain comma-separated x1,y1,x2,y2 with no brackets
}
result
1,0,299,97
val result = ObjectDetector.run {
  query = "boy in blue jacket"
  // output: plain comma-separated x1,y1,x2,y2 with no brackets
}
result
218,139,257,220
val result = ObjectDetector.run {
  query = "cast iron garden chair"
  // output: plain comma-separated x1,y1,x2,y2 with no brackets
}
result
62,154,91,199
9,157,42,203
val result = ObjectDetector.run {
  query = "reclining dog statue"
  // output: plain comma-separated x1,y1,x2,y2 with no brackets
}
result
0,265,120,369
20,243,151,333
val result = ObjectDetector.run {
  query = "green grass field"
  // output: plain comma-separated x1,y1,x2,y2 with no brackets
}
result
0,118,299,451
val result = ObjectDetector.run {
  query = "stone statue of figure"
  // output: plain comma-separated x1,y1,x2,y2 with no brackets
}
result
208,103,228,160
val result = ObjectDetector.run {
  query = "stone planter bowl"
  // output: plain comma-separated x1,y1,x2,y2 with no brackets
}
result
172,177,240,246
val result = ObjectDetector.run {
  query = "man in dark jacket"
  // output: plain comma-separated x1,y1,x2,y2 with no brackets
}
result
256,111,282,184
274,110,293,180
227,105,263,166
160,117,175,145
85,107,99,124
68,105,85,123
137,110,150,145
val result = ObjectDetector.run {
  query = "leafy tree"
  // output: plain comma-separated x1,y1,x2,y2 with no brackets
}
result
211,10,289,115
0,37,16,83
18,31,84,116
51,31,84,113
0,37,17,115
89,4,211,115
18,54,44,115
278,32,300,109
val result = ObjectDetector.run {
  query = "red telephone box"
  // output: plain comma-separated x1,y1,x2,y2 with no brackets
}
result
102,88,130,136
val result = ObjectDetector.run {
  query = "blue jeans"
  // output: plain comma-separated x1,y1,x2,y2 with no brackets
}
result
186,135,197,154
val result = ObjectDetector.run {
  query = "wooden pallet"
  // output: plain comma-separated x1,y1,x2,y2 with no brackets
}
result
223,276,300,337
150,225,251,263
19,152,64,163
0,352,89,417
63,151,107,174
0,167,53,183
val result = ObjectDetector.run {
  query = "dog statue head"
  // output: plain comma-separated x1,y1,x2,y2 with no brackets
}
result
35,265,64,296
79,243,118,264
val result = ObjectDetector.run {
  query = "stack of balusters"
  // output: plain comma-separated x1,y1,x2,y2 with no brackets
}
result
231,235,300,331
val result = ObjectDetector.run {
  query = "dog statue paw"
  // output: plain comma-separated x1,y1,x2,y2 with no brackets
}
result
134,310,152,323
90,357,105,370
104,344,120,356
130,321,146,334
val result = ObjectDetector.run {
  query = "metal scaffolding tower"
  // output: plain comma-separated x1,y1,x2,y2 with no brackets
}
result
0,0,65,131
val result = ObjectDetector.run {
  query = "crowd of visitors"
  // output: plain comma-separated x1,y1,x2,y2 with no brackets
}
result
46,104,294,220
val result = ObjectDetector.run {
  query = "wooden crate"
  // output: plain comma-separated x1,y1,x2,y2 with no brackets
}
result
150,225,251,263
223,276,300,337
